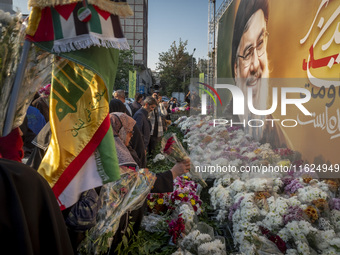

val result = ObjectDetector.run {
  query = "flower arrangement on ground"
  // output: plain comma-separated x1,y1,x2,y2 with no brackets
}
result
174,115,340,255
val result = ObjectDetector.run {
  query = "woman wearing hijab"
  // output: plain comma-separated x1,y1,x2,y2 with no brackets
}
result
109,98,147,168
110,112,139,168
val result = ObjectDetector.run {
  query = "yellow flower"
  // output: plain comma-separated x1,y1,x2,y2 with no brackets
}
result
178,193,184,198
191,199,196,205
157,198,164,205
277,160,290,167
254,148,261,154
183,176,189,179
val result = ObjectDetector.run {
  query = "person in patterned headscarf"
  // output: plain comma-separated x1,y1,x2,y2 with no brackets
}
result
109,99,147,168
110,112,138,168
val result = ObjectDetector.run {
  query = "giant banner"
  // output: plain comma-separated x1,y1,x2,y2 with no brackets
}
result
216,0,339,165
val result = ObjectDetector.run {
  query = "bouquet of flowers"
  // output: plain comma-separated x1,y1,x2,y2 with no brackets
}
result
168,202,198,245
174,175,198,191
146,176,203,215
78,167,156,255
171,107,180,113
179,222,227,255
167,184,202,215
141,213,169,233
168,215,186,244
147,192,171,214
0,10,53,136
161,133,207,187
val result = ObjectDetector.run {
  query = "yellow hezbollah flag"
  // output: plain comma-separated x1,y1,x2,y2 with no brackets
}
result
26,1,131,210
38,59,120,209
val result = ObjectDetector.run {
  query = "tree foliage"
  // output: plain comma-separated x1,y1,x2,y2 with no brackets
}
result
114,48,135,90
197,58,208,74
157,39,199,97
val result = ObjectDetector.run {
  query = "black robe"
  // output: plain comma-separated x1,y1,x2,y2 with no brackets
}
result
0,159,74,255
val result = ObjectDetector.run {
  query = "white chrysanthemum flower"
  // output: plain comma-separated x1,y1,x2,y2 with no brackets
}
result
245,178,272,192
209,184,231,210
197,239,226,255
286,249,298,255
216,209,228,222
298,220,318,236
330,210,340,232
316,230,336,250
244,152,257,159
296,240,310,255
297,186,328,204
214,176,232,187
178,204,195,223
261,212,284,231
194,233,212,246
230,180,246,193
238,240,256,255
273,178,284,192
277,228,290,242
152,153,166,163
180,230,200,251
316,180,331,193
322,248,339,255
287,196,302,207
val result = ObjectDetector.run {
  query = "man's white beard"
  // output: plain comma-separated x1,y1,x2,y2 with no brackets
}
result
237,65,269,141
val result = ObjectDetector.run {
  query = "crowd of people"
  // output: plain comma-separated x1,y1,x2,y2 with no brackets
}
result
0,86,192,254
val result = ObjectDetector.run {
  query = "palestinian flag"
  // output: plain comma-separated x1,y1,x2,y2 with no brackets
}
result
26,1,132,53
26,0,132,209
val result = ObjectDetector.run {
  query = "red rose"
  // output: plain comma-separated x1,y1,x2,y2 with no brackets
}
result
163,137,175,154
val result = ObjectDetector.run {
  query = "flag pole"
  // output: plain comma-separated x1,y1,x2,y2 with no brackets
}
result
3,39,32,137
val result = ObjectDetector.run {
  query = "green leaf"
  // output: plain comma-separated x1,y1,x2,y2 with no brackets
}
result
122,235,129,247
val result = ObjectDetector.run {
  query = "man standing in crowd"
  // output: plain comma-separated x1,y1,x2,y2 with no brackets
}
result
113,90,133,116
130,92,144,117
133,96,157,154
156,92,169,131
168,97,178,112
148,92,164,154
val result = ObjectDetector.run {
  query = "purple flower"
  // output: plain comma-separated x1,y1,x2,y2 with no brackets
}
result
330,198,340,211
228,197,244,221
284,178,304,194
227,126,241,133
283,206,304,224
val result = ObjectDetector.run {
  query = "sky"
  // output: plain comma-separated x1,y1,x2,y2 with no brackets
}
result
12,0,224,71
